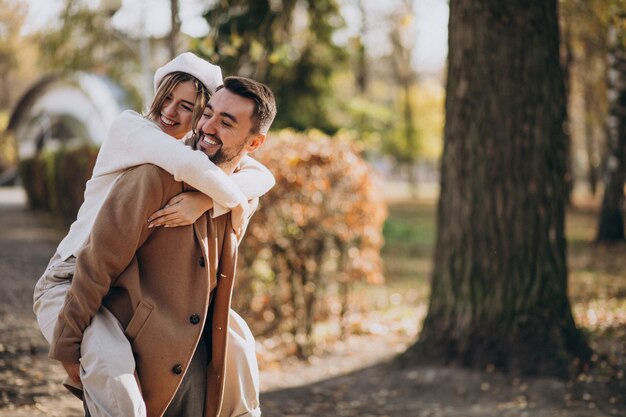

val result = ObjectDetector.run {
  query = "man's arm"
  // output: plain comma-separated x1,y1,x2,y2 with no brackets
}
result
49,164,172,364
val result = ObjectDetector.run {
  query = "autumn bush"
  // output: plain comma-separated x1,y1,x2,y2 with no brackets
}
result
19,146,98,223
0,113,18,181
234,130,387,357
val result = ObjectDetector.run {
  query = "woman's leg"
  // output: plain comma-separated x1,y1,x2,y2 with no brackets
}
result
219,309,261,417
33,254,146,417
80,306,146,417
33,253,76,343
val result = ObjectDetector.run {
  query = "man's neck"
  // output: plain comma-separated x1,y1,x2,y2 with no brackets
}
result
219,162,238,176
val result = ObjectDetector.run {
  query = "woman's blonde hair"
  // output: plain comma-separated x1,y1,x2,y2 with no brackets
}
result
147,71,210,135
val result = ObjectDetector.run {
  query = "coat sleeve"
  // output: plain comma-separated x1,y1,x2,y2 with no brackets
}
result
101,111,249,227
236,197,259,244
49,165,173,363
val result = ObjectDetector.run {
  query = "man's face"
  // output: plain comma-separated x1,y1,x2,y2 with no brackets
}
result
152,80,197,139
195,88,264,170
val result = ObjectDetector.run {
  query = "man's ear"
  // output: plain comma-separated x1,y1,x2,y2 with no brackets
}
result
246,133,266,152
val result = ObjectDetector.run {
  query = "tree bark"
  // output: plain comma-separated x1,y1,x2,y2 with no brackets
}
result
597,21,626,242
401,0,590,377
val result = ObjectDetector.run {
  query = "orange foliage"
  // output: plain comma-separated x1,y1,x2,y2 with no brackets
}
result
235,130,387,356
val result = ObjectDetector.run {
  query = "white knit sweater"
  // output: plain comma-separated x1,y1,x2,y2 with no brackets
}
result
55,110,274,260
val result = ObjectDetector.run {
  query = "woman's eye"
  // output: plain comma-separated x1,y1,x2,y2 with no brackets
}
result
181,105,192,112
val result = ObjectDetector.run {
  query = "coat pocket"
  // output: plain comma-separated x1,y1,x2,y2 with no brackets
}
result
125,301,153,343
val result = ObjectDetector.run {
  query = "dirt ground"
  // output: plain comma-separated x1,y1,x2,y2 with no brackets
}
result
0,187,624,417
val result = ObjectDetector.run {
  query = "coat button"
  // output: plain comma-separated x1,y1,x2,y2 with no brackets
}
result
199,257,205,267
189,314,200,325
172,364,183,375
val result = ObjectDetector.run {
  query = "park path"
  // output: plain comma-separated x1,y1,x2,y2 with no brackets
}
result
0,187,83,416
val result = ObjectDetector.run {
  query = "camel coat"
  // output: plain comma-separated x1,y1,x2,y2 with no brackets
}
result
49,164,239,417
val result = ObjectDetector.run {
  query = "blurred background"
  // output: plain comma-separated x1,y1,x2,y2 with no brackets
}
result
0,0,625,416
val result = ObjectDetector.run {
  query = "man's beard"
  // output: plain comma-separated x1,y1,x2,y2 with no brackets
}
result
194,132,247,167
209,141,246,166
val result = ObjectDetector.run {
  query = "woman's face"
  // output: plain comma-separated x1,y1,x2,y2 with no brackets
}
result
154,80,198,139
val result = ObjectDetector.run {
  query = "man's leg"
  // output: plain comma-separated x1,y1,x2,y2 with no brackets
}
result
219,309,261,417
80,306,146,417
163,335,208,417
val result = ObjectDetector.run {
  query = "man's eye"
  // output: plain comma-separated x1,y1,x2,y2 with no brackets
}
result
222,120,232,127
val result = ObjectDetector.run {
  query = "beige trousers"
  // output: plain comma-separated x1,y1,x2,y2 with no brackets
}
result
33,253,261,417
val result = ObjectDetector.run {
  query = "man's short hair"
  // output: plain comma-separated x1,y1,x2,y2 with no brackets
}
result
217,77,277,135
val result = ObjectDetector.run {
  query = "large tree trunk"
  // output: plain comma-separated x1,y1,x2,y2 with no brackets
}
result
402,0,590,377
597,22,626,242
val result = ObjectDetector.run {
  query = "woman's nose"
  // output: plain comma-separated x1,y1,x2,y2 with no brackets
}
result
163,101,177,116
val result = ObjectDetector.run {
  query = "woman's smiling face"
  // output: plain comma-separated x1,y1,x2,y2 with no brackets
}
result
153,80,198,139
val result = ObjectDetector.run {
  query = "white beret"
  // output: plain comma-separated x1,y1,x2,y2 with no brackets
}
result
153,52,223,94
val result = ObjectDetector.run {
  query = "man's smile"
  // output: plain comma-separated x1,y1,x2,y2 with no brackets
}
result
201,134,220,146
197,133,222,156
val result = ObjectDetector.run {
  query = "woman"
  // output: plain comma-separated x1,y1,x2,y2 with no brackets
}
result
34,52,266,417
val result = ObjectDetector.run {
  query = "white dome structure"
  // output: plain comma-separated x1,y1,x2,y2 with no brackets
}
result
7,72,132,160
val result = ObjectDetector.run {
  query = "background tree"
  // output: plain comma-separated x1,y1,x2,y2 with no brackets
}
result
386,1,420,192
402,0,591,377
0,0,28,110
354,0,369,94
195,0,346,132
560,0,610,197
0,0,40,179
597,7,626,242
168,0,180,59
36,0,141,103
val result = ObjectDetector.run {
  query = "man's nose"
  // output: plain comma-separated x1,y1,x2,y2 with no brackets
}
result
200,115,216,134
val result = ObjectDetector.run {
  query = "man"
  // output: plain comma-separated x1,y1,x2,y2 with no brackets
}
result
49,76,277,417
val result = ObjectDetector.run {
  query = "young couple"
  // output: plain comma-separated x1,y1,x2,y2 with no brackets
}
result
33,52,277,417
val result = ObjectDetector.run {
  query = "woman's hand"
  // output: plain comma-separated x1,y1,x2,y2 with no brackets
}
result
148,192,214,228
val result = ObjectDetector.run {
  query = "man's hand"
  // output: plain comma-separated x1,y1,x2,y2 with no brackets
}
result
62,361,81,383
